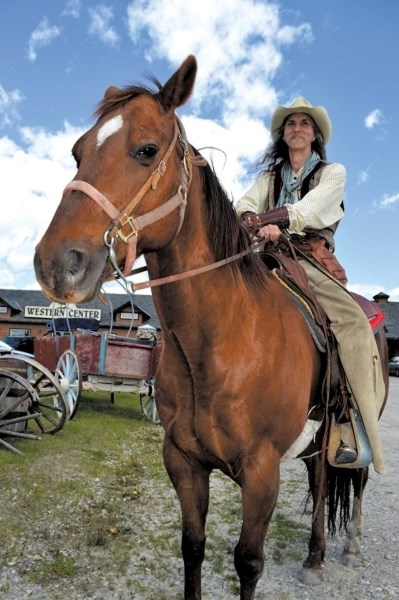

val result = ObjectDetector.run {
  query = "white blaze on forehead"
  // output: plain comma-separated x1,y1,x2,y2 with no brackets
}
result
96,114,123,148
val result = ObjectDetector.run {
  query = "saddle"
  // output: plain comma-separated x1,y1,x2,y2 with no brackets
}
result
262,236,385,468
262,235,385,343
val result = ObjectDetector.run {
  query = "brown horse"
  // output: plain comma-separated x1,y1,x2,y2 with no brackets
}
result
34,56,388,599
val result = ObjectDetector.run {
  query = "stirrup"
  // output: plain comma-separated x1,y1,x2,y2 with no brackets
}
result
327,408,373,469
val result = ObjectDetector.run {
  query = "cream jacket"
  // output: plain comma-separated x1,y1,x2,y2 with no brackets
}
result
235,162,346,236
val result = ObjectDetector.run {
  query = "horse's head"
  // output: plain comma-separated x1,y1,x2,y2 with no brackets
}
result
34,56,198,303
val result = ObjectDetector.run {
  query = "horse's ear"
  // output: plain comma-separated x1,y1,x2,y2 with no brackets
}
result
158,55,197,112
104,85,120,99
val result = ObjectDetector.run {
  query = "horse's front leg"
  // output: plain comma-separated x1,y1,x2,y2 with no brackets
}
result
234,454,280,600
163,436,210,600
342,468,368,567
299,454,327,585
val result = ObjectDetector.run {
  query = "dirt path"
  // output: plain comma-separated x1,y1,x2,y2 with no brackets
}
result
0,380,398,599
248,376,399,600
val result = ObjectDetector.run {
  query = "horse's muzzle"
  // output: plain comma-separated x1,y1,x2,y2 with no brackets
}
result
34,240,109,304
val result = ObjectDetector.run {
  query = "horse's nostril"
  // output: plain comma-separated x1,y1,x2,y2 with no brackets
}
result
67,249,87,275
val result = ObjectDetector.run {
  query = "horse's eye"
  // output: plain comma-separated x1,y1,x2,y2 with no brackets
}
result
134,145,158,165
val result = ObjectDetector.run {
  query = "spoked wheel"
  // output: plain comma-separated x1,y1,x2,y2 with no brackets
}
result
0,370,42,454
140,380,160,424
55,350,82,419
0,355,67,434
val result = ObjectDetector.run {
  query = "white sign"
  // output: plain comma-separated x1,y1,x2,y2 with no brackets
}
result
24,304,101,320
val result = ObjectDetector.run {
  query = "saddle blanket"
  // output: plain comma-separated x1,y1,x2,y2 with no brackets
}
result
281,418,322,461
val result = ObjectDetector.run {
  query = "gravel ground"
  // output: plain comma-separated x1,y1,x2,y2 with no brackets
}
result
1,379,398,600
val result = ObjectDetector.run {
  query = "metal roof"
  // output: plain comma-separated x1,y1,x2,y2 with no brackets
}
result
374,301,399,340
0,289,160,331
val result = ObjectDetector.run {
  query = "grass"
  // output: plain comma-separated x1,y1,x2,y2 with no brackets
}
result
0,391,170,590
0,390,312,599
33,554,78,580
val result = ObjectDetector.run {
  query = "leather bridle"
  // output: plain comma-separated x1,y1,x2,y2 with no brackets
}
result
62,116,260,291
63,117,196,277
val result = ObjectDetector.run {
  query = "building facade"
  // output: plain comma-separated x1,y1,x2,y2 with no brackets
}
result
0,289,160,341
373,292,399,357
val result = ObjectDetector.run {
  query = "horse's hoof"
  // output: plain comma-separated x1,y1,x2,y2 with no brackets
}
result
341,552,361,568
298,567,324,585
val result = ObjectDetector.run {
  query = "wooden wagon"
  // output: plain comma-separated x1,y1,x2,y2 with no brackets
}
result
0,345,70,453
0,323,162,453
34,329,162,420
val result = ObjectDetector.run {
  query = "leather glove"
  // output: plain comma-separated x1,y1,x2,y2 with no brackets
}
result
242,206,290,233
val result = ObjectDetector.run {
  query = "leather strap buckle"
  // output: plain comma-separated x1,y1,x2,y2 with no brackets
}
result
118,217,138,243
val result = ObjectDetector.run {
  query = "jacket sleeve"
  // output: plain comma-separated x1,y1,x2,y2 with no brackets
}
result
235,172,273,217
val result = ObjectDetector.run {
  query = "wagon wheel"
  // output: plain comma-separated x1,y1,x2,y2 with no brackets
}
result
140,383,160,424
0,370,42,454
0,355,67,434
55,349,82,419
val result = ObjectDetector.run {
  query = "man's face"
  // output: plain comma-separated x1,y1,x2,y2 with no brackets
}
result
282,112,316,152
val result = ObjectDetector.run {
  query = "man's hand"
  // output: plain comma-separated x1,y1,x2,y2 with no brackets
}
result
258,224,282,242
241,206,290,237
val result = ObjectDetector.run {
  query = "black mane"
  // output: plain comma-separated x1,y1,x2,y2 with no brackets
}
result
95,83,266,292
196,153,266,292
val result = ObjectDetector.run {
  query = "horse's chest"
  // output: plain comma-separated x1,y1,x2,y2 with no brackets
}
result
165,403,245,470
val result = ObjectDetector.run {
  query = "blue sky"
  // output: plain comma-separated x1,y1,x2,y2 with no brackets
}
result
1,0,398,300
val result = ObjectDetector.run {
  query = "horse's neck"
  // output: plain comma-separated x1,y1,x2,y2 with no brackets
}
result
145,181,213,286
143,179,287,345
146,242,275,340
145,229,214,316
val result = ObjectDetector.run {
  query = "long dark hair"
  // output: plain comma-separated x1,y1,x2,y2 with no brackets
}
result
258,115,327,171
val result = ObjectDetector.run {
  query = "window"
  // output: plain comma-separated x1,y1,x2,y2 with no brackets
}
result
0,306,7,314
120,312,139,320
9,328,31,336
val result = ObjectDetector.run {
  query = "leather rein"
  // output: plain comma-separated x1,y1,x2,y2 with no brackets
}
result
63,117,259,292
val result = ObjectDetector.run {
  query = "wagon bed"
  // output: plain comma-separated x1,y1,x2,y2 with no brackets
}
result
1,327,163,453
35,332,161,388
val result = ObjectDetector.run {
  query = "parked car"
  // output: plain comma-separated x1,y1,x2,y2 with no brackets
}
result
1,336,34,355
0,340,13,353
388,356,399,377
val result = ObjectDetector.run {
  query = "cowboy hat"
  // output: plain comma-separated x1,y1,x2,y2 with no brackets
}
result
270,97,332,143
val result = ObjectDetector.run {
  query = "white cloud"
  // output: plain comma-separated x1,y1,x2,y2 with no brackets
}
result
347,283,385,301
27,17,61,62
356,170,369,186
0,85,24,127
0,268,16,288
364,109,383,130
379,192,399,208
88,5,119,46
276,23,313,44
62,0,82,18
183,114,269,201
125,0,312,198
0,123,83,289
126,0,312,123
347,283,399,303
387,287,399,302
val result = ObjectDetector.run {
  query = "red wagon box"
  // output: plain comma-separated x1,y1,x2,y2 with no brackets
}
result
34,333,161,380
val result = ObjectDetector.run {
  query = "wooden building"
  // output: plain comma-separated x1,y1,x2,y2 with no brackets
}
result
373,292,399,358
0,288,160,341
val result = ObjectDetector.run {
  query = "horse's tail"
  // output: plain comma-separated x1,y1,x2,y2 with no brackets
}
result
326,464,352,535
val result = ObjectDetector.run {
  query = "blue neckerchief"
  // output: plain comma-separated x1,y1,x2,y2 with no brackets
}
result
276,151,321,207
